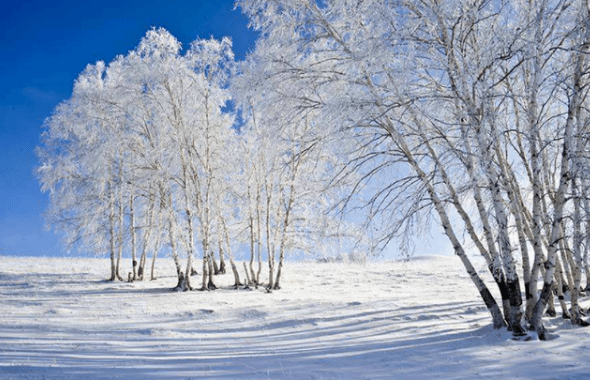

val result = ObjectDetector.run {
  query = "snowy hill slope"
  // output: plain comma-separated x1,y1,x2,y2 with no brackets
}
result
0,255,589,379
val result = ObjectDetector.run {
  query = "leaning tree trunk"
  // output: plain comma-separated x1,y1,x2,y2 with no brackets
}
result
428,178,506,329
228,258,241,288
472,115,525,335
420,127,510,327
530,114,575,340
383,116,506,329
243,262,252,288
223,243,241,289
427,4,513,330
274,194,294,290
273,143,301,290
500,153,535,325
531,8,590,338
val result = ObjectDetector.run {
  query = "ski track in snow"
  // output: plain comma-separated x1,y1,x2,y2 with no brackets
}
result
0,255,589,379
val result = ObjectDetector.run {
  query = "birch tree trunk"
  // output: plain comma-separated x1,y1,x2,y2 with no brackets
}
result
218,240,226,275
169,215,184,290
183,207,195,291
428,4,520,330
421,112,510,326
243,262,252,288
108,187,117,282
138,197,155,281
530,89,577,340
201,246,209,290
554,256,571,320
207,252,216,290
129,191,137,282
521,0,547,328
220,217,242,288
584,196,590,292
558,236,574,296
256,194,263,285
115,193,124,281
493,135,535,324
273,149,299,290
212,251,220,275
149,210,162,281
115,162,124,281
249,216,256,285
530,8,590,336
248,179,257,285
266,184,275,290
383,116,506,329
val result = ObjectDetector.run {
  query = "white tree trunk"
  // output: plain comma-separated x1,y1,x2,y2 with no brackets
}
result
129,192,137,281
384,116,506,329
108,188,117,282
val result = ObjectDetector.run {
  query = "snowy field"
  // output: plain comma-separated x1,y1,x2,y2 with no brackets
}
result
0,255,589,380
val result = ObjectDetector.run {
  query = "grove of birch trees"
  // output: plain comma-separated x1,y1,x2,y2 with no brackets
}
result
234,0,590,339
37,28,356,292
37,0,590,340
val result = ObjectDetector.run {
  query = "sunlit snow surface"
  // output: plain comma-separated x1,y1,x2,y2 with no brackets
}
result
0,255,589,379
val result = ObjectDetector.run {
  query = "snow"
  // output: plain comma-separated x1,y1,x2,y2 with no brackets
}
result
1,255,589,379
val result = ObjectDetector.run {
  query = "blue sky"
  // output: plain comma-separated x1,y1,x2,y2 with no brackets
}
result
0,0,257,256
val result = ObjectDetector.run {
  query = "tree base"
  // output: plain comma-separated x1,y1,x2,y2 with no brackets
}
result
172,273,192,292
511,326,528,337
218,262,227,275
200,283,218,291
512,335,533,341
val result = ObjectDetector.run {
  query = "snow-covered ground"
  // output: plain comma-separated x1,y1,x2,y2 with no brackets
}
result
0,255,589,380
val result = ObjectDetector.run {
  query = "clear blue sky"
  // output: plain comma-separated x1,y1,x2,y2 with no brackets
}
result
0,0,257,256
